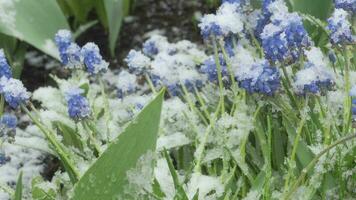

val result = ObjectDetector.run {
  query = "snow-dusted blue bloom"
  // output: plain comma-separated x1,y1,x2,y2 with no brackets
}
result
65,88,91,120
327,9,355,45
235,58,280,95
0,49,12,78
0,113,17,138
199,2,244,39
142,35,170,57
200,54,229,83
261,1,311,63
0,77,30,108
294,48,334,94
334,0,356,14
54,30,82,68
81,42,109,75
116,70,138,98
125,50,151,75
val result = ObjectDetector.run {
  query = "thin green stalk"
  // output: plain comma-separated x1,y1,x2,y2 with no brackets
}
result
0,95,4,116
82,121,102,156
193,101,221,172
21,104,80,184
193,86,211,122
181,84,209,125
342,49,352,135
283,116,307,191
99,77,111,142
218,40,236,88
283,133,356,200
145,74,157,94
212,39,225,114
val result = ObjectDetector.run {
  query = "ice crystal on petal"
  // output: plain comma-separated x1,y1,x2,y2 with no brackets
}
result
54,29,82,68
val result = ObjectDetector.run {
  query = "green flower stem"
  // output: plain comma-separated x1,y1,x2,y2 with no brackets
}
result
82,121,102,156
193,87,211,122
21,104,80,184
0,95,4,116
343,49,352,135
283,133,356,200
212,39,225,114
193,101,221,173
99,77,112,142
145,74,157,94
181,84,209,125
218,40,236,88
283,116,307,192
316,96,331,144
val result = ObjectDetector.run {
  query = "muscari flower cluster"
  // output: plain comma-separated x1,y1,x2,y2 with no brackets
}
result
0,49,12,79
0,113,17,140
0,50,30,109
55,30,109,75
334,0,356,14
260,0,312,63
125,35,207,96
294,48,334,94
327,8,355,45
65,88,91,120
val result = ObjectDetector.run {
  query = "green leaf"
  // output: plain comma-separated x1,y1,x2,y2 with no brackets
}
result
54,121,84,151
63,0,93,23
103,0,130,55
13,172,23,200
31,177,56,200
72,90,165,200
0,0,69,59
290,0,332,20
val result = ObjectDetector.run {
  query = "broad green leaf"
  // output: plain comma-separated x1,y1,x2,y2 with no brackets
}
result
0,0,69,59
290,0,332,20
104,0,130,55
13,172,23,200
62,0,93,23
72,90,165,200
54,121,84,151
31,177,56,200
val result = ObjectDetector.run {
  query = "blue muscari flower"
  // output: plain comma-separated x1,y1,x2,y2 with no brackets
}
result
0,113,17,138
237,62,280,95
327,9,355,45
0,77,30,108
65,88,91,120
334,0,356,14
0,49,12,79
54,30,81,68
200,22,223,40
0,152,9,165
200,54,229,83
261,30,289,63
224,35,235,57
125,50,151,75
81,42,109,75
350,86,356,116
143,40,159,57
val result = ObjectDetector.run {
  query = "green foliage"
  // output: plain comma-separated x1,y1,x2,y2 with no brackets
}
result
72,89,164,200
0,0,69,59
104,0,131,55
13,172,23,200
31,177,56,200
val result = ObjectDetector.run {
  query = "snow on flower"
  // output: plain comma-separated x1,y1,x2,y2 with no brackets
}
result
0,77,30,108
327,8,355,45
65,88,91,120
81,42,109,75
0,49,12,78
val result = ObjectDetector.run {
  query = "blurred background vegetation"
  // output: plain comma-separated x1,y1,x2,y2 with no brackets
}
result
0,0,332,80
